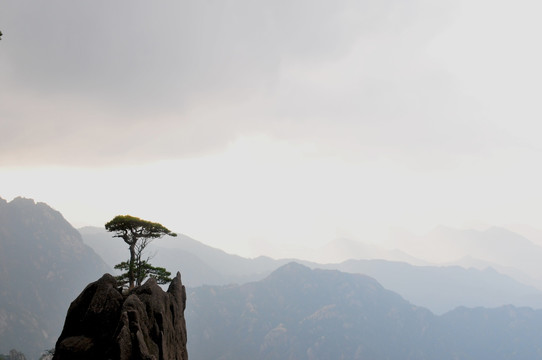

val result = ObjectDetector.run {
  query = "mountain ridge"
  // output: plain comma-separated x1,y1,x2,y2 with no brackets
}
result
0,197,110,359
80,226,542,314
187,262,542,359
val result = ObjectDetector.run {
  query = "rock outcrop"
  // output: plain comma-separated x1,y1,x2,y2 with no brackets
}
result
53,272,187,360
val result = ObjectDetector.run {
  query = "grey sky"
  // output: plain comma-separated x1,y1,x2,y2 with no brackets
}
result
2,0,542,258
0,0,490,166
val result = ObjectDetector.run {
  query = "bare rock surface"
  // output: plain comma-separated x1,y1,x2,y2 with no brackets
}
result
53,273,187,360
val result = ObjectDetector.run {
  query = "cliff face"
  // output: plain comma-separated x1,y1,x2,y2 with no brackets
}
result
53,273,188,360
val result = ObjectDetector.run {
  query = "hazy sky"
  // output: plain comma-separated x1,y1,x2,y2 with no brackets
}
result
2,0,542,258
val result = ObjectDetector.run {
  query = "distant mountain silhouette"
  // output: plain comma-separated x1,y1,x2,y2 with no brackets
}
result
80,227,293,286
187,263,542,360
0,197,110,359
328,259,542,314
401,226,542,288
442,255,539,290
310,237,428,264
187,262,434,359
506,224,542,247
81,227,542,313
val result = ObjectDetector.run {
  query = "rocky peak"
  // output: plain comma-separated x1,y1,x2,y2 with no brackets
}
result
53,272,188,360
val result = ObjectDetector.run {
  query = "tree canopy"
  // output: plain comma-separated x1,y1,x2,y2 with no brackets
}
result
105,215,176,289
114,260,172,287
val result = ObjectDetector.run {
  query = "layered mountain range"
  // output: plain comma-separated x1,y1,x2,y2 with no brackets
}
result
81,226,542,314
3,196,542,359
187,263,542,360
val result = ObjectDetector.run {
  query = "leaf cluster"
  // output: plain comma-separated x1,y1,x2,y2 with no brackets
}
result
115,260,172,288
105,215,177,245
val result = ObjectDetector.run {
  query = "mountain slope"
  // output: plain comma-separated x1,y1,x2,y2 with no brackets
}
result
437,305,542,359
0,197,110,359
81,226,542,313
80,226,292,286
187,262,434,360
186,263,542,360
408,226,542,281
328,259,542,314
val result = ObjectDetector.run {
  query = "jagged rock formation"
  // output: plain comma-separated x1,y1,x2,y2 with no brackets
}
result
53,272,187,360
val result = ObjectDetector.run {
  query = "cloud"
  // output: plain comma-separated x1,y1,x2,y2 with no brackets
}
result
1,0,534,166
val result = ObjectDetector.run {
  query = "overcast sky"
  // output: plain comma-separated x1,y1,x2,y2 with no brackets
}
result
2,0,542,258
